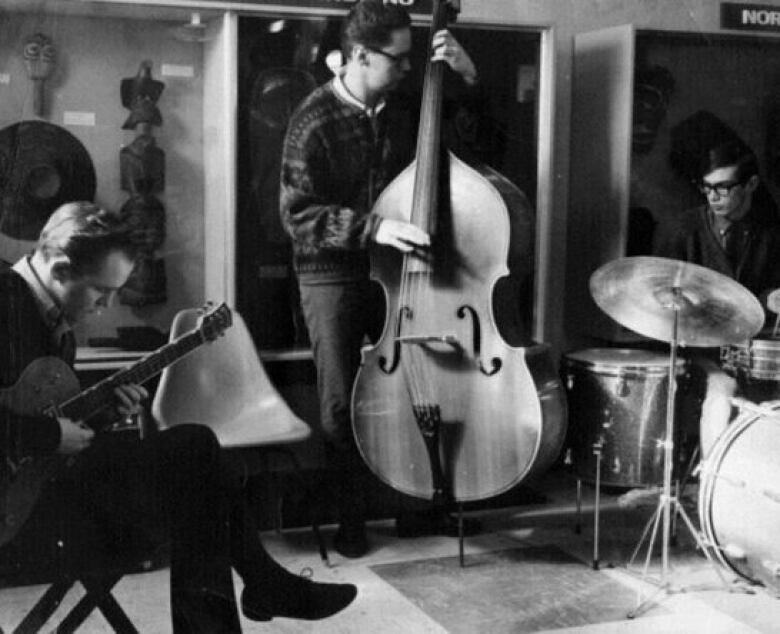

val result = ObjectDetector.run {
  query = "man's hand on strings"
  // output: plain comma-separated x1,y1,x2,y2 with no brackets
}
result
113,383,149,421
431,29,478,86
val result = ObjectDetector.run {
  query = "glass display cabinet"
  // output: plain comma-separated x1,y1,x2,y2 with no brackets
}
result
567,25,780,344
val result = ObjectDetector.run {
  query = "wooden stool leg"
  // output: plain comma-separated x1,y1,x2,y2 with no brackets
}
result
56,573,138,634
12,579,74,634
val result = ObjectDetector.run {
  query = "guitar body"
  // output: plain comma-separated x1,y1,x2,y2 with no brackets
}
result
0,357,79,548
0,356,80,417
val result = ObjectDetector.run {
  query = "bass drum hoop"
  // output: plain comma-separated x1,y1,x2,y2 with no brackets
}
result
698,400,780,584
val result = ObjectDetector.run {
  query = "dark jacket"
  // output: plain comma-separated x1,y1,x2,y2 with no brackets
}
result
652,203,780,307
0,267,64,469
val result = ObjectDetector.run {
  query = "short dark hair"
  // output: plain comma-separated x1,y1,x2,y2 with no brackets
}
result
37,201,156,274
341,0,412,59
700,140,759,183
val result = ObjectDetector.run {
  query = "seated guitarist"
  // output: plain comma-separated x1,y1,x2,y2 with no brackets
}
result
0,201,356,632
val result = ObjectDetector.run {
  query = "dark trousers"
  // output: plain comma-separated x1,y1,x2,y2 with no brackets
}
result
298,279,384,526
60,424,245,632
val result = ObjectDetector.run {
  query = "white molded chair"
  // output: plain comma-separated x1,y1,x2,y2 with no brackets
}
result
152,307,327,561
153,307,310,448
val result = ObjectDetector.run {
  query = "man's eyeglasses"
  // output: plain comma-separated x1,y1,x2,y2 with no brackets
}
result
698,180,744,197
365,46,411,67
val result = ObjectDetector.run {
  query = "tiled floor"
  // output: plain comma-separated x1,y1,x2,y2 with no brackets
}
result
2,470,779,633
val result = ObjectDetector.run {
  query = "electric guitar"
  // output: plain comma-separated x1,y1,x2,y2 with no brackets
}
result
0,302,232,548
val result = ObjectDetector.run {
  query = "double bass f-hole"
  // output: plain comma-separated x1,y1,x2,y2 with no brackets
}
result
457,305,502,376
378,303,502,377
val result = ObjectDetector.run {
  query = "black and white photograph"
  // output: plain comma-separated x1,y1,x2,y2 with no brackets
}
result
1,1,780,632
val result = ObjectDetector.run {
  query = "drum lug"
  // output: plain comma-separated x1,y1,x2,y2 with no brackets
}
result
615,376,629,397
723,543,748,561
763,560,780,577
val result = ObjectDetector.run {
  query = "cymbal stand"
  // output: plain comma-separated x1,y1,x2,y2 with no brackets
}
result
626,287,731,619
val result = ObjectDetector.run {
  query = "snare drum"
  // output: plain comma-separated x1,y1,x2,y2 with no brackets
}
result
564,348,686,488
699,400,780,593
721,338,780,381
721,339,780,402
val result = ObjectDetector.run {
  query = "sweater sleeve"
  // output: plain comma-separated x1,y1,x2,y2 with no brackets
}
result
279,117,373,253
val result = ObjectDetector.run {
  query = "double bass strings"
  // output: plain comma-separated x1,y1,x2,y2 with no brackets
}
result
398,252,431,414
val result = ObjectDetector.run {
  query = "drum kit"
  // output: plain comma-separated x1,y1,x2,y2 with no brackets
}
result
576,256,780,616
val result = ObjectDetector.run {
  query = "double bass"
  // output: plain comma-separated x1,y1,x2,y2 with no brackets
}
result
351,0,566,507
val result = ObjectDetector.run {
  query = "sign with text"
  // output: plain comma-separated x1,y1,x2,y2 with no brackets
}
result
208,0,433,12
721,3,780,33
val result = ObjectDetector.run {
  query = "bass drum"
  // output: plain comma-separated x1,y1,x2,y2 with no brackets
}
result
699,400,780,593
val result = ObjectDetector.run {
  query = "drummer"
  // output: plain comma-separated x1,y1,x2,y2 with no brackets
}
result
653,139,780,457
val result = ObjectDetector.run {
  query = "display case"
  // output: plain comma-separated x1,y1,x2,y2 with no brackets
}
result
234,13,545,350
0,1,231,347
566,25,780,346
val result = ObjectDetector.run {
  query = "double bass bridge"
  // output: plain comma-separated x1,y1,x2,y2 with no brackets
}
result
396,333,462,351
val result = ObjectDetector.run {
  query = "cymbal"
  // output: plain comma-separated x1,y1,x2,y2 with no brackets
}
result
590,256,764,347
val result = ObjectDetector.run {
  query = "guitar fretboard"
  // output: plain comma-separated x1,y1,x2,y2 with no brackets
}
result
59,330,204,421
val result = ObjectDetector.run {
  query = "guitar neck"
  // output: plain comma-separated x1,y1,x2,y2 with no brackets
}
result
59,330,204,421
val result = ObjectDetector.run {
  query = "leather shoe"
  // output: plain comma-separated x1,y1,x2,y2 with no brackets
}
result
395,509,482,538
333,523,370,558
241,578,357,621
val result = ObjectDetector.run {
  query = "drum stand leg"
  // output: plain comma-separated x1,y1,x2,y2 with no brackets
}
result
626,295,732,619
592,440,603,570
574,478,582,534
458,503,465,568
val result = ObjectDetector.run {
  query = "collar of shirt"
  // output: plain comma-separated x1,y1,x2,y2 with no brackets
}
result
332,74,386,118
12,255,68,331
706,208,734,248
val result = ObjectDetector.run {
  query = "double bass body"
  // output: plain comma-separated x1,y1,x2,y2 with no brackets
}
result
351,150,567,503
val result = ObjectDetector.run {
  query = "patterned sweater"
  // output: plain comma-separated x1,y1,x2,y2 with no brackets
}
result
280,79,412,283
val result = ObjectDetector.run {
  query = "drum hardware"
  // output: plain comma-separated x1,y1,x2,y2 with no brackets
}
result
571,436,607,571
731,396,780,421
590,257,764,619
591,437,603,570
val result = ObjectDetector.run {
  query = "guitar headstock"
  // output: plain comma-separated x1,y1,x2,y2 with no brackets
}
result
197,302,233,341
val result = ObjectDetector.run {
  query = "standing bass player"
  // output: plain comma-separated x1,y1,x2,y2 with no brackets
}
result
280,0,482,559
